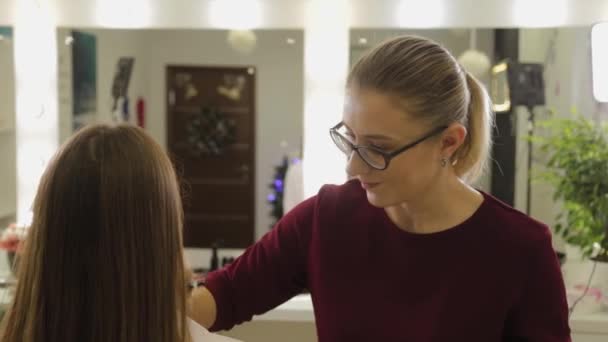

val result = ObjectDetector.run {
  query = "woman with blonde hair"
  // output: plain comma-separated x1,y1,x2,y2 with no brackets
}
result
0,124,235,342
190,35,570,341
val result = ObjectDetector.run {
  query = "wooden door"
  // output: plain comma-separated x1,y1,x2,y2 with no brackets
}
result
167,66,255,248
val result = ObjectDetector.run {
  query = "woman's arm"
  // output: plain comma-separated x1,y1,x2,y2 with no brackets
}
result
189,286,218,329
187,195,317,331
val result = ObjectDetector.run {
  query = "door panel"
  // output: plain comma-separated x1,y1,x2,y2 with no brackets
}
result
167,65,255,248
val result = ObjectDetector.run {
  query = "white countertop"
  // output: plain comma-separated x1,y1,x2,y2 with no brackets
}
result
256,294,608,335
570,312,608,334
256,294,314,322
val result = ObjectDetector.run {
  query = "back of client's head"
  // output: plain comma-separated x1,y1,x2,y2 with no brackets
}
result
0,124,187,342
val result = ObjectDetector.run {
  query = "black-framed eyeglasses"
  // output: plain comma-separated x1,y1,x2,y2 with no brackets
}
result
329,122,448,170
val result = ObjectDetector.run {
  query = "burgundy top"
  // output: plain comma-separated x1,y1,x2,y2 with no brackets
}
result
206,180,571,341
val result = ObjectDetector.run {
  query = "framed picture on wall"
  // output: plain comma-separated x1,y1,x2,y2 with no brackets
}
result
71,30,97,130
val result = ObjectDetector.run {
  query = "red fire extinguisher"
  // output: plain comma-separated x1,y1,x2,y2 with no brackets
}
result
136,97,145,128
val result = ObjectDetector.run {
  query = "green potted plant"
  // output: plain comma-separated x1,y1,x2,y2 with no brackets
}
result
533,115,608,261
532,114,608,311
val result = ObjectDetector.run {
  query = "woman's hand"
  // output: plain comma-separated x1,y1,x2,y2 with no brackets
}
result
184,258,218,329
188,285,218,329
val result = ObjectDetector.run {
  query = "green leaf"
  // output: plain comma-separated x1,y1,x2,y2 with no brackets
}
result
530,115,608,254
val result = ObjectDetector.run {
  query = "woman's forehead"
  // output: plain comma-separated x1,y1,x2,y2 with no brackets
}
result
343,88,423,137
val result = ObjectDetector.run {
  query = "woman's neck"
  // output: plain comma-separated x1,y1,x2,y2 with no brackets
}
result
385,176,483,234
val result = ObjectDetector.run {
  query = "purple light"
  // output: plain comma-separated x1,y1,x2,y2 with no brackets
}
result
274,179,283,189
267,193,276,202
291,158,301,164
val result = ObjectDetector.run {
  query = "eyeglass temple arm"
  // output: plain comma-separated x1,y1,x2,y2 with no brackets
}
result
387,125,449,157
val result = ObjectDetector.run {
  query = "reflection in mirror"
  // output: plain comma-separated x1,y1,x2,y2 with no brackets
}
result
0,26,16,278
55,28,304,254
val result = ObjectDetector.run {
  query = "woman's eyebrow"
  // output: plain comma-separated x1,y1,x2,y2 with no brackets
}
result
361,134,394,141
342,123,396,141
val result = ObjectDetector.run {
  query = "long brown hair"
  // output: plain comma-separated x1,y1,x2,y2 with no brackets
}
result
0,124,189,342
348,35,494,183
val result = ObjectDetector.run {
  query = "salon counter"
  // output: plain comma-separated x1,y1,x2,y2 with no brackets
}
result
256,294,315,322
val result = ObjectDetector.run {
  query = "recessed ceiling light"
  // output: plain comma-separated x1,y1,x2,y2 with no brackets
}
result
358,37,368,45
64,36,74,46
286,38,296,45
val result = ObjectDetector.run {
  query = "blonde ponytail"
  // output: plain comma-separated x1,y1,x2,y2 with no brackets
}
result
453,72,494,183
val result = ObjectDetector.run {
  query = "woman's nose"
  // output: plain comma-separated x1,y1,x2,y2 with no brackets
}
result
345,150,371,178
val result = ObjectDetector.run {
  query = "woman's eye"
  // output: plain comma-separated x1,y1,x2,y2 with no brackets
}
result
369,145,389,152
369,144,389,151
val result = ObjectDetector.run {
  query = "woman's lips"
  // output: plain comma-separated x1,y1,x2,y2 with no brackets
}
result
360,181,380,190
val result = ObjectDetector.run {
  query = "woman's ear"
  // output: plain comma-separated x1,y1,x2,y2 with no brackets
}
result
440,123,467,158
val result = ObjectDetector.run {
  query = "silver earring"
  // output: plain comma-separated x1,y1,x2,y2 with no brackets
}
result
440,158,448,167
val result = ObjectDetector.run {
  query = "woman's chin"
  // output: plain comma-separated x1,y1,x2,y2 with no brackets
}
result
365,190,391,208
